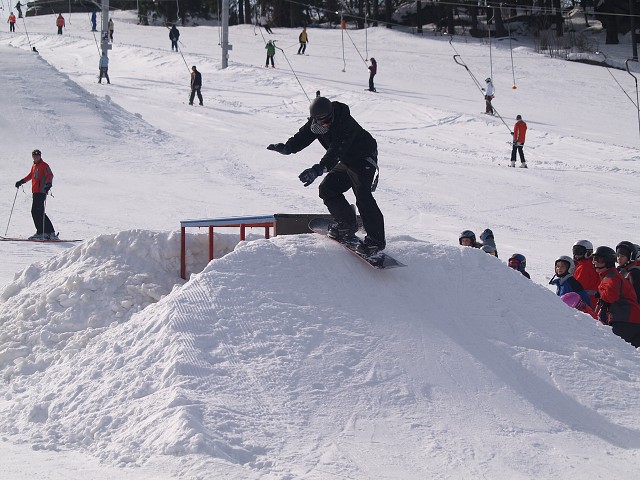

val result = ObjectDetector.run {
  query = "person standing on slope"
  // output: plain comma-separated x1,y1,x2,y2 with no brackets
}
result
169,24,180,51
510,115,527,168
297,26,308,55
108,18,114,41
484,78,494,115
265,40,276,67
267,96,386,255
98,53,110,84
189,65,203,106
14,149,57,240
368,58,377,92
8,12,16,32
56,13,65,34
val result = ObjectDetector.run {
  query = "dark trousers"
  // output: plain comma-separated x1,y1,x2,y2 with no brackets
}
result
369,74,375,91
266,54,274,67
511,144,526,163
31,193,55,234
190,87,202,105
10,23,15,32
485,95,494,114
612,322,640,348
171,39,178,50
318,160,385,246
297,43,306,54
57,26,63,34
99,67,110,84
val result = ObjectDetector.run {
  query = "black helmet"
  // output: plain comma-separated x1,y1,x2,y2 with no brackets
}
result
309,96,333,121
616,241,638,262
592,246,616,268
459,230,476,245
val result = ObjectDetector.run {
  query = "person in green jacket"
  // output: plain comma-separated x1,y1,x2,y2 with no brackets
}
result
265,40,276,68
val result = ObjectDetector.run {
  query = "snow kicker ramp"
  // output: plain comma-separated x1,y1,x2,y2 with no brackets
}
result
0,231,639,479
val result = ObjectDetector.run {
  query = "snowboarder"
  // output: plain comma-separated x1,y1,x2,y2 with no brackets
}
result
484,78,494,115
267,96,386,255
108,18,114,41
508,253,530,279
189,65,202,106
616,241,640,302
549,256,591,306
169,24,180,51
15,2,22,18
592,246,640,347
297,27,308,55
98,53,110,84
14,149,57,240
510,115,527,168
56,13,65,35
8,12,16,32
265,40,276,68
368,58,377,92
91,11,97,32
573,240,600,307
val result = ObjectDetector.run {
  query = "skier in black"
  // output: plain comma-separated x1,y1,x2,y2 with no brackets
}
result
169,24,180,51
189,65,202,106
267,96,385,255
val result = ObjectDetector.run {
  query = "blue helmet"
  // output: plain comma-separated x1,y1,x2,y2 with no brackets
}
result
508,253,526,271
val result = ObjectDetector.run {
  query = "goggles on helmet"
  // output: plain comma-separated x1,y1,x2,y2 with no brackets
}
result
572,245,587,257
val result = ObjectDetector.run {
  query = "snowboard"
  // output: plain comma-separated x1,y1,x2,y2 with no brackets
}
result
308,218,405,270
0,236,82,243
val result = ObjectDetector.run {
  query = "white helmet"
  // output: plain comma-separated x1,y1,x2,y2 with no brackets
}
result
555,255,575,274
573,240,593,258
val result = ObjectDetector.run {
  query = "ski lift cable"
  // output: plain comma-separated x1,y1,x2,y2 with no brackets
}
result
273,43,311,102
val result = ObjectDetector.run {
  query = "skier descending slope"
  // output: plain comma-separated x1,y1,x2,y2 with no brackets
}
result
267,96,386,255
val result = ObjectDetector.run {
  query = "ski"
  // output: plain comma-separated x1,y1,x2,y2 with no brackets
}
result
308,218,405,270
0,236,82,243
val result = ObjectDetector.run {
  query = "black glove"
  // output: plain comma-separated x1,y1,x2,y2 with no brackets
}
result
298,164,324,187
44,183,52,194
267,143,291,155
15,179,24,188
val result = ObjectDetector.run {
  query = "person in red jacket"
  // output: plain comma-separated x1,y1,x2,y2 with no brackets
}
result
8,12,16,32
592,246,640,348
14,149,57,240
572,239,599,307
616,241,640,301
510,115,527,168
56,13,65,34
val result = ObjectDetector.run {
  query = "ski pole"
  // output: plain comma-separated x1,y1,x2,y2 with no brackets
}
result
5,188,19,236
42,195,47,238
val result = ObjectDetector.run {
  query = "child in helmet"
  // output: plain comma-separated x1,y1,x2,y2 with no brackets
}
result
508,253,530,279
561,292,597,320
459,228,498,256
549,256,591,306
616,241,640,302
592,245,640,347
572,239,599,307
265,40,276,68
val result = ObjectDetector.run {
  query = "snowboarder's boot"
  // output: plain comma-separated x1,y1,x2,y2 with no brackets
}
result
327,222,358,241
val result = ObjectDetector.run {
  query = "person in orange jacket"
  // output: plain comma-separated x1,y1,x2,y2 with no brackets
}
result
573,239,600,307
592,246,640,348
56,13,65,34
8,12,16,32
510,115,527,168
14,149,57,240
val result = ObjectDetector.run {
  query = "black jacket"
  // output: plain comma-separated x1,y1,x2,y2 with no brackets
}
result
284,101,377,171
191,70,202,88
170,27,180,40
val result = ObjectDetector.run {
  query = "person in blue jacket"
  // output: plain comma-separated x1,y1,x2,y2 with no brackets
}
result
549,255,591,306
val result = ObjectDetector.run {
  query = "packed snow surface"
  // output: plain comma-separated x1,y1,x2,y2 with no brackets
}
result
0,10,639,480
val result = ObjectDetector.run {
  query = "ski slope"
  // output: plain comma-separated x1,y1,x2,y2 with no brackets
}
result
0,10,639,479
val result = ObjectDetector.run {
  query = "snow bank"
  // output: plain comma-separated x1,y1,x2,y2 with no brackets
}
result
1,231,638,477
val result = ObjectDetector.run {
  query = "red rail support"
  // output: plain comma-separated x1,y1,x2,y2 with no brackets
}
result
180,215,276,279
